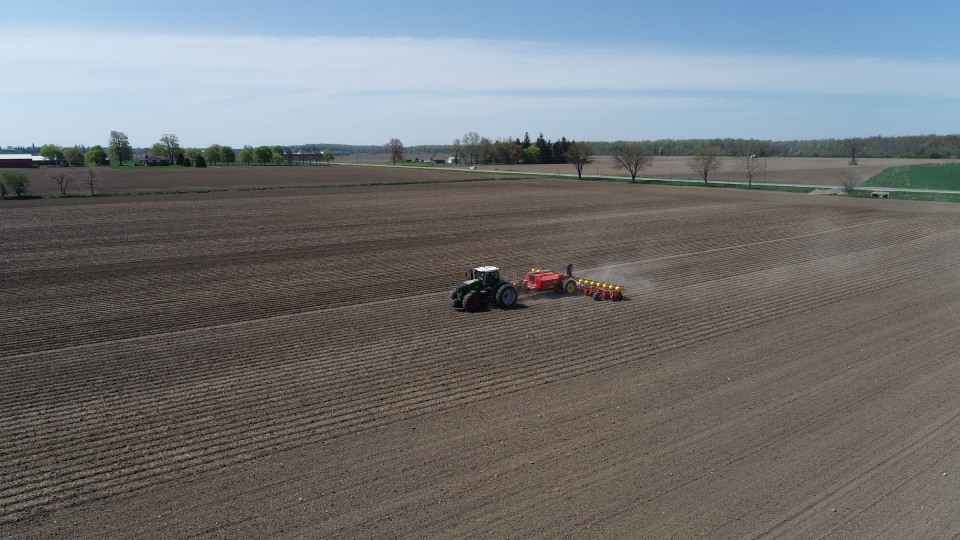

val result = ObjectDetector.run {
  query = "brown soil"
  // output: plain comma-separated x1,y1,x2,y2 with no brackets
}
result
3,171,960,538
477,156,950,185
16,156,950,197
15,164,523,195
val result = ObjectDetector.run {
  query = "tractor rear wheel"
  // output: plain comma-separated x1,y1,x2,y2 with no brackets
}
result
495,284,518,308
562,278,578,294
462,291,483,312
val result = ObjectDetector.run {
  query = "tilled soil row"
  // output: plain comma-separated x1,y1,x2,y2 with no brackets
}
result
0,191,926,357
2,204,958,523
3,178,960,536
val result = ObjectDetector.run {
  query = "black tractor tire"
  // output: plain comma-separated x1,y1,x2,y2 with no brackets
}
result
592,291,603,301
462,291,483,312
562,278,578,294
495,284,518,308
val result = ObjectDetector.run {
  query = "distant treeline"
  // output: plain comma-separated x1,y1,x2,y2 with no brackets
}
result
599,134,960,159
292,134,960,160
293,143,467,157
6,134,958,161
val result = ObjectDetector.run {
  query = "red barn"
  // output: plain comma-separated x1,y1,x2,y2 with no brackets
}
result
0,154,37,168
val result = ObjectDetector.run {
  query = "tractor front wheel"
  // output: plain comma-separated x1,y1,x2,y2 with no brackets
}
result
462,291,483,312
495,284,518,308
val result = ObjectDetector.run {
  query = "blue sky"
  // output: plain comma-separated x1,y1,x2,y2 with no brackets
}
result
3,0,960,148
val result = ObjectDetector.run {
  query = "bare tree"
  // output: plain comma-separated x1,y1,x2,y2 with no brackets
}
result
736,154,763,188
564,141,594,179
688,145,723,186
611,141,653,183
479,136,493,163
846,138,860,165
462,131,481,163
386,138,404,164
160,134,181,162
83,169,98,195
49,171,73,195
451,138,461,164
839,172,859,193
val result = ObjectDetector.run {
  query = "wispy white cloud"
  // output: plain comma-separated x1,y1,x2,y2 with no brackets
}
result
3,28,959,145
9,29,960,96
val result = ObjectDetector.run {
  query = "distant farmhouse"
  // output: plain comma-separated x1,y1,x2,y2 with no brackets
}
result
0,154,49,168
291,152,326,164
136,155,171,166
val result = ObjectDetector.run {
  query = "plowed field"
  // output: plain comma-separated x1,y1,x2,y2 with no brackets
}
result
3,174,960,538
17,164,521,195
19,156,947,197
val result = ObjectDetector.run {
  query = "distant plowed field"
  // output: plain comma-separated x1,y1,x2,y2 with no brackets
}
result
16,156,950,197
16,164,523,195
3,172,960,538
373,155,949,185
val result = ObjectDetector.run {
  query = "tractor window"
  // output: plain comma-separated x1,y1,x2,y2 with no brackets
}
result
528,275,535,284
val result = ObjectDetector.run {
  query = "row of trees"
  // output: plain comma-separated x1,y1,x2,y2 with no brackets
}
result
227,134,960,161
591,134,960,160
1,169,101,199
574,140,758,187
149,134,222,167
440,131,957,166
38,143,110,166
561,140,656,182
35,132,335,169
142,134,335,166
40,131,140,167
379,132,582,168
604,141,762,187
21,133,960,168
414,136,651,183
449,132,575,165
395,131,728,185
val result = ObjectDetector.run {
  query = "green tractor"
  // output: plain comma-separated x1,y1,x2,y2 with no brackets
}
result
450,266,518,312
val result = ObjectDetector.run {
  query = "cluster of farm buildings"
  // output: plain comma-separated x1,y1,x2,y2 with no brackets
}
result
0,153,171,168
1,152,461,168
0,155,51,168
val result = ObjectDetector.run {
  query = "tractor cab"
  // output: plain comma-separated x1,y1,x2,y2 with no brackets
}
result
466,266,502,289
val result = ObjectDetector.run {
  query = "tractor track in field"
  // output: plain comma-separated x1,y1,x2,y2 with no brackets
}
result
4,177,960,537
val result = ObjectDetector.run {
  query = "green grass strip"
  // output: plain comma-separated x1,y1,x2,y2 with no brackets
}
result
862,164,960,190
